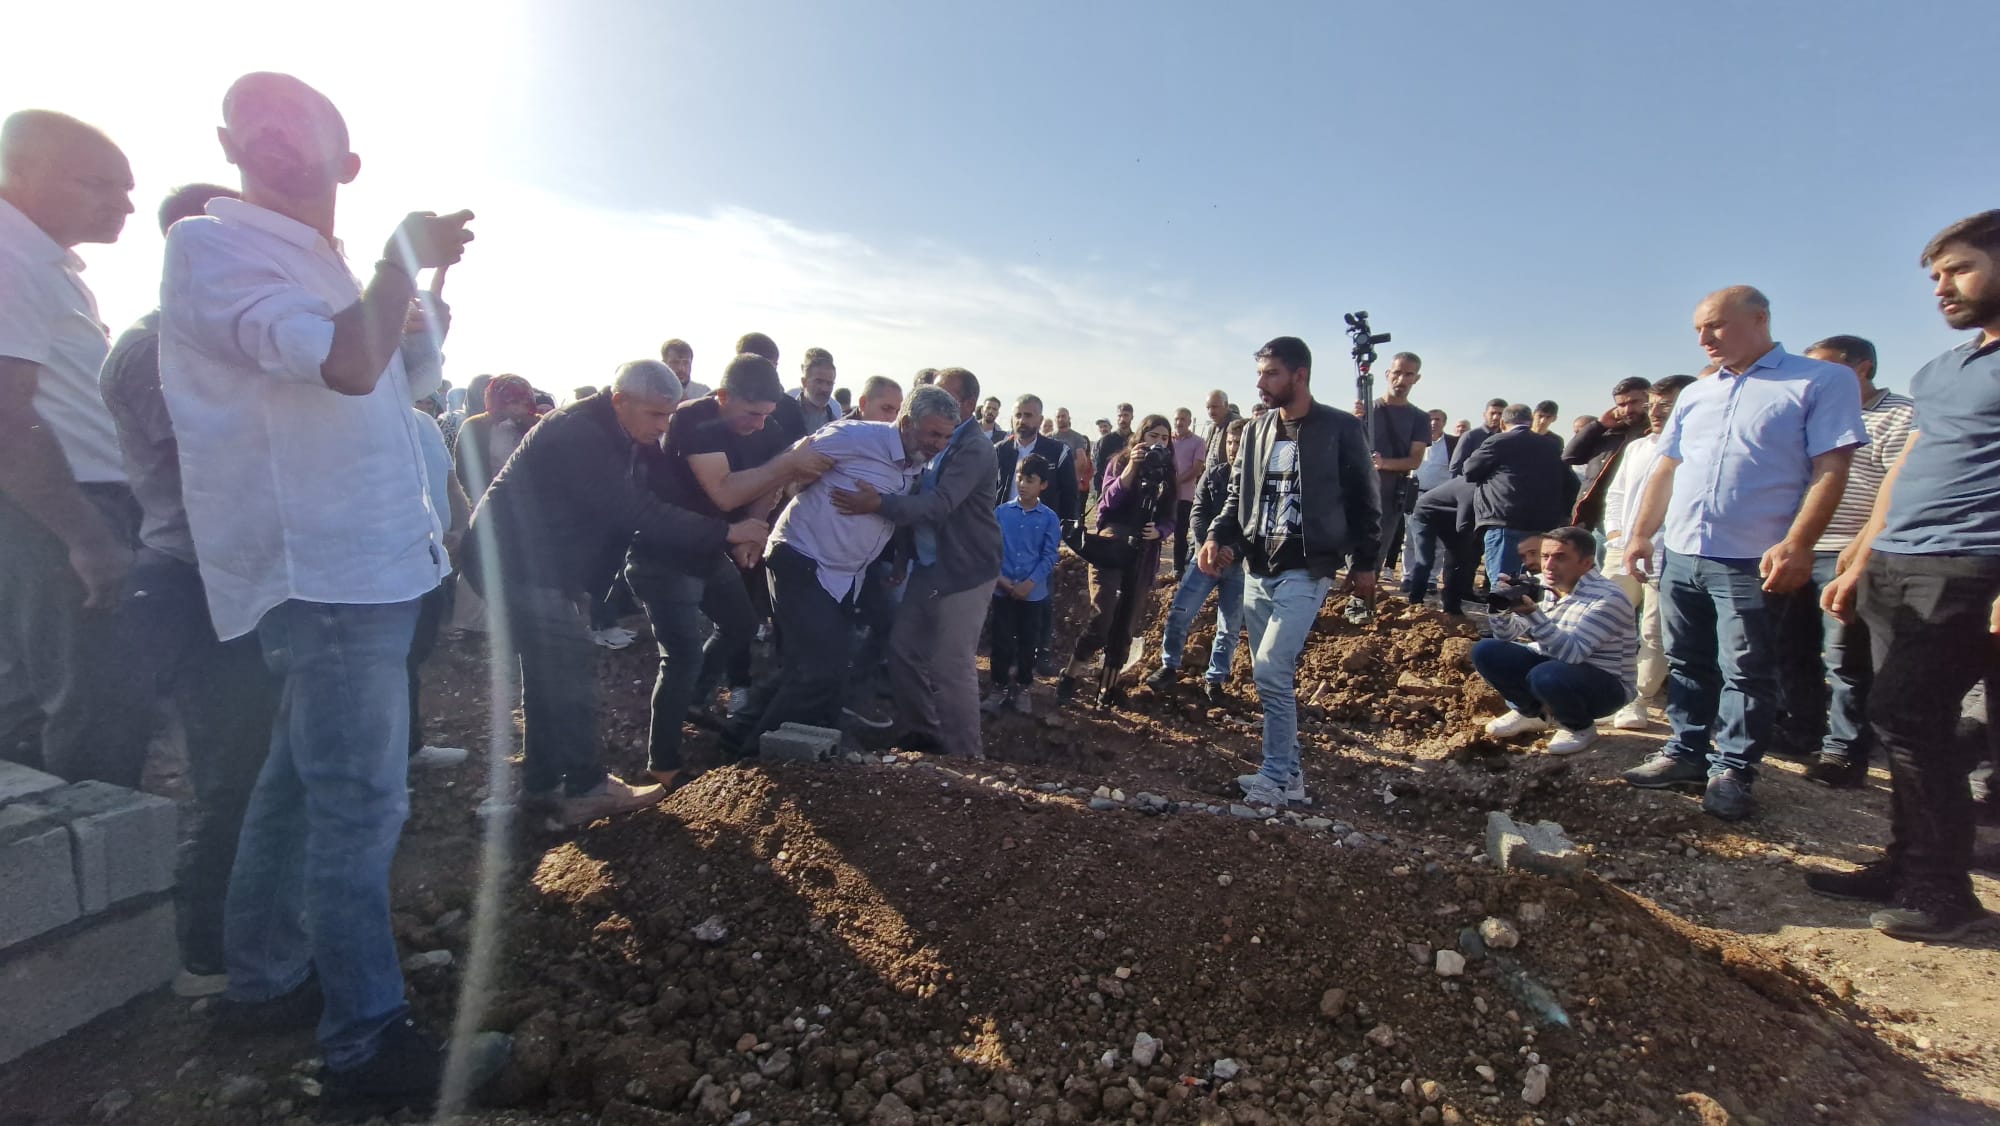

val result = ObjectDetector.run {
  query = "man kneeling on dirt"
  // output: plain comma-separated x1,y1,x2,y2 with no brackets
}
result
1472,526,1637,755
467,360,767,823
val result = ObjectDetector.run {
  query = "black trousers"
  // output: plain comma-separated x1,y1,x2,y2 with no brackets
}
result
628,553,758,772
125,554,280,972
1172,500,1194,576
0,486,150,785
749,544,860,737
1860,552,2000,911
990,597,1052,687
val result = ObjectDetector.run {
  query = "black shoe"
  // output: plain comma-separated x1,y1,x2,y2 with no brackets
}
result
1766,729,1822,762
1622,753,1708,790
1056,675,1078,704
1805,859,1896,903
322,1015,512,1117
1143,665,1179,692
210,973,322,1035
1702,769,1756,821
1202,680,1231,706
1869,903,1994,943
1804,754,1868,788
892,729,943,755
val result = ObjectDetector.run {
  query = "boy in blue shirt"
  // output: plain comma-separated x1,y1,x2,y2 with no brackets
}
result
986,455,1063,715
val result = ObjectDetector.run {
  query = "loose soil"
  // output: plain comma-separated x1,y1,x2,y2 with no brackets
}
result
2,559,1996,1125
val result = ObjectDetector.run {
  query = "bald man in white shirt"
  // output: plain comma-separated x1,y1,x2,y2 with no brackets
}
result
0,109,152,787
159,72,504,1112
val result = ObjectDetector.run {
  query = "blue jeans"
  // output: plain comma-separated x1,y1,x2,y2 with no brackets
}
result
1470,639,1628,730
1159,556,1245,683
1400,504,1440,600
224,598,419,1071
1658,550,1778,778
1774,551,1873,762
1242,570,1333,785
1482,528,1532,586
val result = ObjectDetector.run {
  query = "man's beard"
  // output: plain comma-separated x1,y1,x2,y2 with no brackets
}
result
1016,425,1038,444
1943,290,2000,330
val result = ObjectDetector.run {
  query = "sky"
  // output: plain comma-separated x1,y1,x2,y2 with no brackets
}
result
5,0,1996,427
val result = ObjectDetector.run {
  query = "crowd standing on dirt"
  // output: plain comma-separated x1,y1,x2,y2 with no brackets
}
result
1,72,1997,1114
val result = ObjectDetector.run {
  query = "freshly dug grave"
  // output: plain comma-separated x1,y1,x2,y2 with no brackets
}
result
474,762,1978,1125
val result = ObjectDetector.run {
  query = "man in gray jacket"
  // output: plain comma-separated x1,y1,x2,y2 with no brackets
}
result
833,366,1001,757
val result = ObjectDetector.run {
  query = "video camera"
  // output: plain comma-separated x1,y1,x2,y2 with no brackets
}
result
1486,576,1546,613
1344,310,1391,369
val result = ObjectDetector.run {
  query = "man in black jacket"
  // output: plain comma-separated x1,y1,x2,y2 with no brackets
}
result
467,361,768,825
1462,403,1581,585
993,393,1079,528
1200,337,1379,808
1563,376,1652,531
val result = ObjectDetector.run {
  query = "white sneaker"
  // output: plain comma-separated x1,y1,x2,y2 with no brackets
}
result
604,625,637,645
588,627,632,650
172,968,229,998
1235,773,1285,807
1544,726,1600,755
1284,773,1308,806
1611,701,1650,730
1485,710,1551,739
412,745,470,770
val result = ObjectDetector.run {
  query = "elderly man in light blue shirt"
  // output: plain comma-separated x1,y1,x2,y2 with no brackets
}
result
1622,286,1866,821
747,384,959,740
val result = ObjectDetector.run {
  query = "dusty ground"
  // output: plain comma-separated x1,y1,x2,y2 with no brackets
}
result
1,559,1996,1125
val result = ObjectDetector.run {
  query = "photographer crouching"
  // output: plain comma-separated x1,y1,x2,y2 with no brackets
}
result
1472,526,1638,755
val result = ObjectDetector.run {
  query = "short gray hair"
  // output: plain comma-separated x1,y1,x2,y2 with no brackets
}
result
903,384,959,426
1501,402,1533,426
1014,393,1043,413
612,359,683,402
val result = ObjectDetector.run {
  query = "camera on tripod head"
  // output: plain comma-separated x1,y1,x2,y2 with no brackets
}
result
1344,310,1392,368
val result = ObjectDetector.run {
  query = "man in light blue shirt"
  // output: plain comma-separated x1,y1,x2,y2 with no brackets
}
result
1622,286,1866,820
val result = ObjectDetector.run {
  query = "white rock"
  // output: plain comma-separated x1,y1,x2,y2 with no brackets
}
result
692,915,729,944
1212,1058,1241,1081
1435,950,1467,977
1521,1063,1551,1105
1131,1032,1161,1068
1478,917,1521,949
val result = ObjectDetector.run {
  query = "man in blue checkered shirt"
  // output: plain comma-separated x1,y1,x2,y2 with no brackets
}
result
1471,526,1638,756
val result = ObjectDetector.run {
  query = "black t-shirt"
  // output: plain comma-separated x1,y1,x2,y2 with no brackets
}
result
1248,413,1308,576
650,396,790,521
1371,401,1429,467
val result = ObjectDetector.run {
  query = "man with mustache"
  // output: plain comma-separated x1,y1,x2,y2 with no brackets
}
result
1199,337,1378,808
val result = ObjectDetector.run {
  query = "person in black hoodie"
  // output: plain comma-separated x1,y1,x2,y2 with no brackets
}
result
465,360,767,826
1461,402,1580,586
1146,417,1249,703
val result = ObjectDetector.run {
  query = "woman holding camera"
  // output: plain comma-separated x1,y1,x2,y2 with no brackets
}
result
1060,414,1178,708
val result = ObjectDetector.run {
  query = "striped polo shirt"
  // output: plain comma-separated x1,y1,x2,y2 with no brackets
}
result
1488,568,1638,701
1814,387,1914,552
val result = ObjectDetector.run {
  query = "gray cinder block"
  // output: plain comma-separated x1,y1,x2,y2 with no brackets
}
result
0,898,176,1064
0,805,82,950
21,782,178,913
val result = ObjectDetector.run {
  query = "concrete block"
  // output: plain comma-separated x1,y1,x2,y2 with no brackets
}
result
1485,810,1585,877
22,782,178,914
0,805,82,949
0,761,65,807
759,725,837,763
776,722,843,742
0,898,176,1065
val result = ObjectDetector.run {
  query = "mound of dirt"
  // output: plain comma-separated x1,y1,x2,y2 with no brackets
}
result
474,763,1963,1125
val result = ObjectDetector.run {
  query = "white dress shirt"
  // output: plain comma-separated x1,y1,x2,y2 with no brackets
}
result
1603,432,1663,579
0,198,125,483
159,198,447,640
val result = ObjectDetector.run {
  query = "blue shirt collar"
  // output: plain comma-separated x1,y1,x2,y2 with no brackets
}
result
1719,343,1786,379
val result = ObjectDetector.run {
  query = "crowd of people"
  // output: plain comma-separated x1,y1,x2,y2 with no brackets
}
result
1,72,1996,1114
